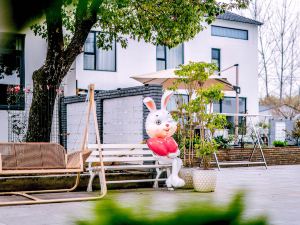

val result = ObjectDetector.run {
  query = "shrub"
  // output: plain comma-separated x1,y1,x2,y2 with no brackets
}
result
214,135,234,149
76,193,267,225
272,140,287,147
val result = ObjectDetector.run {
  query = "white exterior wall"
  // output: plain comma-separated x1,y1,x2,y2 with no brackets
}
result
0,18,260,141
74,19,259,115
74,38,155,90
0,27,46,141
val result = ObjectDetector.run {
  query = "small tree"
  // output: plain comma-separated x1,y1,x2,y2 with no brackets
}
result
171,62,226,168
194,89,227,170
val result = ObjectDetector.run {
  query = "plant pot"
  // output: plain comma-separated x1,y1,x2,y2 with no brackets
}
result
192,169,217,192
179,167,194,189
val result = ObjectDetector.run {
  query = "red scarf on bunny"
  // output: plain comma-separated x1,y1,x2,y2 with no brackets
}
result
146,137,178,156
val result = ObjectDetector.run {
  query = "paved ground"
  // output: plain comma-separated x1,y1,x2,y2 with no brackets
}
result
0,165,300,225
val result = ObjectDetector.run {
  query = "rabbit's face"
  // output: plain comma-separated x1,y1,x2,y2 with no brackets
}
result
145,110,177,138
143,91,177,139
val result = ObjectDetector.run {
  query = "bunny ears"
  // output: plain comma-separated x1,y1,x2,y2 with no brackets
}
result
143,91,173,112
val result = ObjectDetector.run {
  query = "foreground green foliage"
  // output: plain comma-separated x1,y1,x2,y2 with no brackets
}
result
76,193,267,225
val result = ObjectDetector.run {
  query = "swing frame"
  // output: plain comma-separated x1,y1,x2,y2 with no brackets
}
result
0,84,107,206
213,113,269,170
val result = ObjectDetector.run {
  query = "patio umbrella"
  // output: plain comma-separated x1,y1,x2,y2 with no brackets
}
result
131,68,234,91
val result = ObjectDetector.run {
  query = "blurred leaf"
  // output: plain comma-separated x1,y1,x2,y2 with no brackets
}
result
76,193,268,225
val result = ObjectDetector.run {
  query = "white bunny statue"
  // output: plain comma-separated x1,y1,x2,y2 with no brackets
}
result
143,91,185,190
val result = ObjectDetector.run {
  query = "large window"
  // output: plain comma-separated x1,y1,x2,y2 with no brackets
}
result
211,26,248,40
0,33,25,110
167,94,189,112
84,32,116,71
156,44,184,71
213,97,247,133
211,48,221,71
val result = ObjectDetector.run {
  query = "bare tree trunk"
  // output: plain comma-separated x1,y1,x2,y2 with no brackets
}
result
26,0,103,142
26,71,61,142
288,15,299,98
270,0,296,101
248,0,273,98
279,28,284,100
26,0,64,142
249,0,299,99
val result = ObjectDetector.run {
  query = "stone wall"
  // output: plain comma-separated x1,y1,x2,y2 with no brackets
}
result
216,147,300,166
59,85,163,150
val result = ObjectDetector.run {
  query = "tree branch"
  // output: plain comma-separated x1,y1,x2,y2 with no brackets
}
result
62,0,103,77
45,0,64,60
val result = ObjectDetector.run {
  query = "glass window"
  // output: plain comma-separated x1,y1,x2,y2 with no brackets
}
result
0,33,25,110
211,48,220,71
156,44,183,71
211,26,248,40
84,54,95,70
167,94,189,112
83,32,116,71
84,33,95,53
156,45,165,59
213,97,247,134
156,60,166,71
214,97,246,114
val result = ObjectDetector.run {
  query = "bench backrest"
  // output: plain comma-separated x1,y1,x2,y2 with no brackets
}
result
0,143,66,170
86,144,157,164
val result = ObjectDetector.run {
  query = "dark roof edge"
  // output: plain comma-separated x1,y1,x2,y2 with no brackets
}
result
216,11,263,26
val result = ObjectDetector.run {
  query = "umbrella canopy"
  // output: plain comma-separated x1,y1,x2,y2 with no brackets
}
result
131,68,234,91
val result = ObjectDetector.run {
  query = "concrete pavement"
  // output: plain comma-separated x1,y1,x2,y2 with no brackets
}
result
0,165,300,225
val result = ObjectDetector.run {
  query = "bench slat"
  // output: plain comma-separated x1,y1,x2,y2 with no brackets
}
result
88,144,148,149
0,168,83,175
107,178,167,184
90,150,153,156
86,156,156,163
88,164,171,171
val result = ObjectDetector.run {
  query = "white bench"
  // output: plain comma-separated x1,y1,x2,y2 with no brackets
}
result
86,144,172,191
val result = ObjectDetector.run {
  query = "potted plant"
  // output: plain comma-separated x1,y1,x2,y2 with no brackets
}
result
193,140,218,192
170,62,227,191
171,62,217,188
193,113,227,192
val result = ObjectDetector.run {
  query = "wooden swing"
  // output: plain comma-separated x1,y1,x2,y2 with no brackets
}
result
0,84,107,206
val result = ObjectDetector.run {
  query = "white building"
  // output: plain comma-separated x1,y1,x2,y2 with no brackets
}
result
0,11,262,141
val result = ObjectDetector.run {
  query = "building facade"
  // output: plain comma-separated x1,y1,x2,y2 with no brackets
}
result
0,11,262,142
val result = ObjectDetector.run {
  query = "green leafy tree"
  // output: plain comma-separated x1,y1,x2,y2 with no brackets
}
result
25,0,249,142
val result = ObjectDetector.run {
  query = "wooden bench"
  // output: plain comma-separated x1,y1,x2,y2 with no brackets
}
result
0,142,105,206
86,144,172,191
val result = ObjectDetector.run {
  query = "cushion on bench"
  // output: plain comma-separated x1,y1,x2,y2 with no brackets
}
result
0,143,67,170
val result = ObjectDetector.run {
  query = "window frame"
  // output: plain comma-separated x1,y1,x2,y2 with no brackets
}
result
217,96,247,114
83,31,117,72
214,96,247,134
156,44,184,71
211,48,221,72
0,33,25,110
211,25,248,40
167,93,189,112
